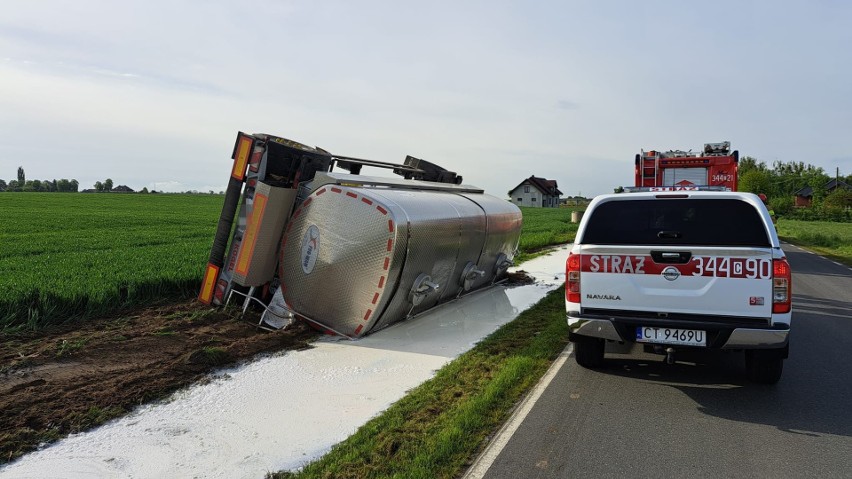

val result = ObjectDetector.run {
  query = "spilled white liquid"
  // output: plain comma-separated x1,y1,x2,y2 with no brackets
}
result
1,246,569,479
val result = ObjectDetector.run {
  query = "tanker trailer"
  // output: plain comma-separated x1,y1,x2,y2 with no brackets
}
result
199,132,521,338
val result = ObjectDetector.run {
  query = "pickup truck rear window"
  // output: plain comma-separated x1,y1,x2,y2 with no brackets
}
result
580,199,770,247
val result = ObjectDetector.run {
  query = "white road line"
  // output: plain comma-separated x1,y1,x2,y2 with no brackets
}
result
783,242,852,271
463,344,573,479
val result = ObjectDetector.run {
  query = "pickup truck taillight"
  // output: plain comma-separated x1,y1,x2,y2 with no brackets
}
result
566,252,581,303
772,258,792,313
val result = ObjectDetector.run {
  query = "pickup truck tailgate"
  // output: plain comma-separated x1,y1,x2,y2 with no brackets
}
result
579,246,774,318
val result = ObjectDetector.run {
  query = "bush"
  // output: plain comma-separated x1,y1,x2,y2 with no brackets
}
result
787,205,851,222
822,206,848,222
823,189,852,210
769,196,794,216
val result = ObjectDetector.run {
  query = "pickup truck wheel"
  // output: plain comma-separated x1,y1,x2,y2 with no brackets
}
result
745,351,783,384
574,337,605,368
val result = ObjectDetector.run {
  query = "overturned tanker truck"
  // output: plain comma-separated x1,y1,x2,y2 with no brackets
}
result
198,132,522,338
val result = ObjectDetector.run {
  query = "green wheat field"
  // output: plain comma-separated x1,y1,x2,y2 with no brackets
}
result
0,193,221,331
0,193,583,332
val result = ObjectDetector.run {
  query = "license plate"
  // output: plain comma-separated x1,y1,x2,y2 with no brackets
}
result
635,326,706,346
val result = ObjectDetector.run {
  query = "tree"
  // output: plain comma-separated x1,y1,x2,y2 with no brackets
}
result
69,179,79,192
140,187,149,194
738,156,767,177
823,188,852,210
0,179,6,191
104,178,113,192
769,195,794,216
17,166,25,184
772,161,827,197
738,157,774,195
807,175,829,206
738,169,773,195
94,181,104,192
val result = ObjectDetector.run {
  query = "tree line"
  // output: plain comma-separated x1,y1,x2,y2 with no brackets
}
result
0,167,131,193
738,157,852,220
0,167,80,192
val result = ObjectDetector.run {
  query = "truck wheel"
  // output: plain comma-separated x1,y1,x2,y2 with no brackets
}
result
574,336,605,369
745,350,783,384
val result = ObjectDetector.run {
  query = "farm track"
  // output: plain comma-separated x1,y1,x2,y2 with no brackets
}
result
0,300,318,464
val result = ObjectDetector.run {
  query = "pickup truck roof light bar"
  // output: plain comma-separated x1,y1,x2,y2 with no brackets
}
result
621,186,729,193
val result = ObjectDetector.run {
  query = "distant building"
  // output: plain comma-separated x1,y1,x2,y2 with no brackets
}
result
508,176,562,208
793,178,851,207
112,185,135,193
560,196,591,206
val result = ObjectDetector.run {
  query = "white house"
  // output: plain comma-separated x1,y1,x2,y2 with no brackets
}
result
508,176,562,208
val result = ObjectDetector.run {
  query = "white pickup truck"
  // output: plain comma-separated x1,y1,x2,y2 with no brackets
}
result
566,188,792,383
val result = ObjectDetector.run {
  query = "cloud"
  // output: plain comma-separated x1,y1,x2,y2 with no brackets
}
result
556,100,580,110
2,1,852,200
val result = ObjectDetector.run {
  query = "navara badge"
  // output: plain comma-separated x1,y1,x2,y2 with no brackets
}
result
662,266,680,281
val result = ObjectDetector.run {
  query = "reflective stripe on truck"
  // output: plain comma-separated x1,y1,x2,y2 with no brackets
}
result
581,254,773,279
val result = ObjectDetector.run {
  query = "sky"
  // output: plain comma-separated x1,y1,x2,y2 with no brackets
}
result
1,0,850,197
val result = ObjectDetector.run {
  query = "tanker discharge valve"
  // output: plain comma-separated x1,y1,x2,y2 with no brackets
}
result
410,273,440,306
460,262,486,292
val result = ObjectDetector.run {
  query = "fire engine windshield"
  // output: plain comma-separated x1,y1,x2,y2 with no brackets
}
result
581,199,770,247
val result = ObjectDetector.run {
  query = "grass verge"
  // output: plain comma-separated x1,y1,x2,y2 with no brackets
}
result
775,218,852,267
269,286,568,479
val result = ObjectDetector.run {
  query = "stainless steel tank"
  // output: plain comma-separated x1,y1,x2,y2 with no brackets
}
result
278,184,522,338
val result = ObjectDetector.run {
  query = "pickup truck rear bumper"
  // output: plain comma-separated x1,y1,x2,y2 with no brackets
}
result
568,316,789,350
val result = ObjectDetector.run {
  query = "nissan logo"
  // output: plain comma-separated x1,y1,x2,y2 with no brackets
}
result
662,266,680,281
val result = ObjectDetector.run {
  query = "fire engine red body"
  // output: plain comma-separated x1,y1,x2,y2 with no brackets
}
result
635,141,739,191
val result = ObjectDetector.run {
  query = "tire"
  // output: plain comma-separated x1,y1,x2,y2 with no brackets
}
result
745,350,784,384
574,336,605,369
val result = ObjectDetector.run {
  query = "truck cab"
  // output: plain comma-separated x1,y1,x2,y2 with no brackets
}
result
565,188,792,383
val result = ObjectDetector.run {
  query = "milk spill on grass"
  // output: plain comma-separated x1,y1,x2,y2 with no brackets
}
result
1,246,569,479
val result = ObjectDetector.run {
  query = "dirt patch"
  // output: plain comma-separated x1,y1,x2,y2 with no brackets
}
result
505,270,537,285
0,301,318,464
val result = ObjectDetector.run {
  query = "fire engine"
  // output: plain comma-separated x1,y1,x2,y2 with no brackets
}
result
635,141,739,190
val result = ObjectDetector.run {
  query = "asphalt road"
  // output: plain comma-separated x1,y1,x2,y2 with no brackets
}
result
477,243,852,479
